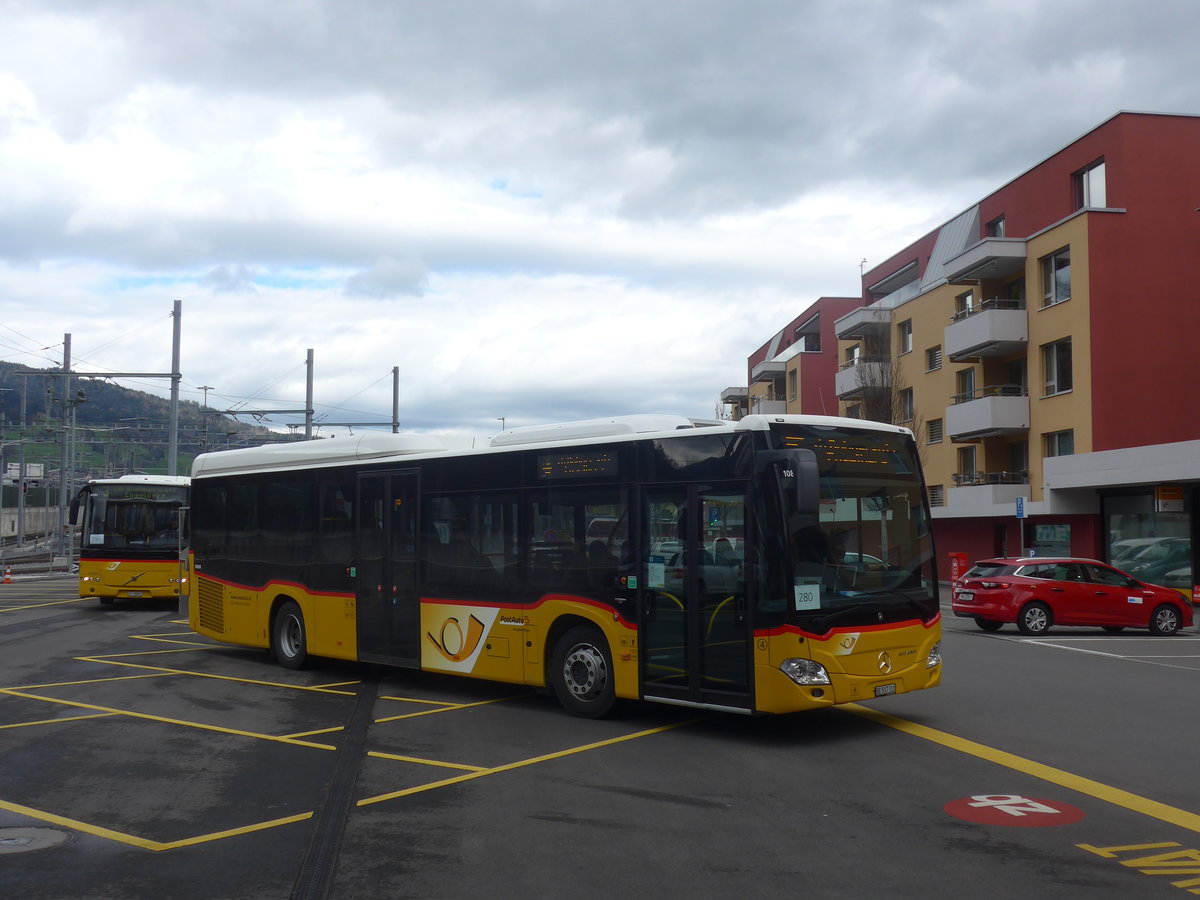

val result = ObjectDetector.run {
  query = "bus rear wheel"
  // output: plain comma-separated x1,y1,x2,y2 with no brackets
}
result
550,625,615,718
273,601,308,669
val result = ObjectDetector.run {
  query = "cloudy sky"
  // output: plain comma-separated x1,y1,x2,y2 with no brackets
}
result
2,0,1198,442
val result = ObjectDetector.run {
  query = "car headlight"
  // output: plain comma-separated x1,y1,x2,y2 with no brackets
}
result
780,658,831,685
927,640,942,668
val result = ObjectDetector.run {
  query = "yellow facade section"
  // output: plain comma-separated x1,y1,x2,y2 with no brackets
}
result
842,212,1096,505
1025,215,1093,501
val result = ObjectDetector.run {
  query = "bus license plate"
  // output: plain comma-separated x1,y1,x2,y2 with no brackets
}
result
126,591,144,598
874,683,897,697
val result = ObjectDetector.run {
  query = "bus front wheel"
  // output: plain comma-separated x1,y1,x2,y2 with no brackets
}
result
273,601,308,669
550,625,615,718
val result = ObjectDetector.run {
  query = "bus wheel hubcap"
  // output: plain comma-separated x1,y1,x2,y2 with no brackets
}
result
564,645,606,700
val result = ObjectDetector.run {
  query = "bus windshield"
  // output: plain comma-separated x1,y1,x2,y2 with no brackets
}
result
770,423,937,630
81,484,188,554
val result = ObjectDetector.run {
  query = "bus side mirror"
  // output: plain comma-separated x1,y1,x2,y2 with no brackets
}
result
755,448,819,517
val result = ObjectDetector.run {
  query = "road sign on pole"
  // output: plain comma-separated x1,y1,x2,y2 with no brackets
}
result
1015,497,1026,519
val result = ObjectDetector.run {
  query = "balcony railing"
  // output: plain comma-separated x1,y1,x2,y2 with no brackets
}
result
834,357,891,398
952,470,1030,487
946,299,1028,360
946,385,1030,439
951,383,1027,405
950,298,1025,322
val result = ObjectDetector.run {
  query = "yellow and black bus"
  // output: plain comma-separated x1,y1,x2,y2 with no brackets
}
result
188,414,941,716
72,475,190,604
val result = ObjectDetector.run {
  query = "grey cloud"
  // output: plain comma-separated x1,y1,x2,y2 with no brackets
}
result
345,256,428,298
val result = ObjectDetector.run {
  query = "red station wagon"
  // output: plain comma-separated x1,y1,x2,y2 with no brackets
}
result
952,556,1193,636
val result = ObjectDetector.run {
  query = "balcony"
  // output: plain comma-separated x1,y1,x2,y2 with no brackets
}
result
750,360,785,383
945,299,1028,360
946,472,1031,517
721,386,748,404
834,306,892,341
946,385,1030,439
943,238,1027,283
835,357,890,399
952,470,1029,487
750,398,787,415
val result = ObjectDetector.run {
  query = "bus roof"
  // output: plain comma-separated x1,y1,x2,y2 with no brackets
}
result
84,474,191,487
189,413,913,479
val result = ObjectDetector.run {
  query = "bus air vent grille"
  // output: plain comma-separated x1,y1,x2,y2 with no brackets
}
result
196,576,225,633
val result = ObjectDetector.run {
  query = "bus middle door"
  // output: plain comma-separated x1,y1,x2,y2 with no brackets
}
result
640,485,750,711
356,470,420,665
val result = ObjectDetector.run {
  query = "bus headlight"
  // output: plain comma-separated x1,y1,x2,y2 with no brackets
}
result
780,658,831,686
927,641,942,668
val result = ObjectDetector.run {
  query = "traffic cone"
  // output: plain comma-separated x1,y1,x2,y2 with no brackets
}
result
2,566,12,584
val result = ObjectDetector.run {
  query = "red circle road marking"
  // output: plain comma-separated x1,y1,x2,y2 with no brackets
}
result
945,794,1086,827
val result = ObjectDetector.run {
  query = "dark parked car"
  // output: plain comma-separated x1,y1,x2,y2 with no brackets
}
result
952,556,1192,636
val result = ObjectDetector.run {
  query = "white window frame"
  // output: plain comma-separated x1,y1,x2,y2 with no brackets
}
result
1042,338,1073,396
1041,247,1071,308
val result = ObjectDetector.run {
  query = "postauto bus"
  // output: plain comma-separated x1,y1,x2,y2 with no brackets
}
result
71,474,190,604
188,414,941,716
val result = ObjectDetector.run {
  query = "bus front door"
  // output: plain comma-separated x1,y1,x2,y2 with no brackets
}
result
356,470,420,665
640,485,750,711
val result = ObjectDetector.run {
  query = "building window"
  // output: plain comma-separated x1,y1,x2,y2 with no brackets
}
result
1042,338,1073,396
926,346,942,371
955,367,976,403
846,404,862,419
1074,159,1106,209
985,215,1006,237
1009,440,1029,476
802,333,821,352
845,344,860,366
788,369,798,401
927,418,944,444
1041,247,1071,307
957,446,977,480
1045,429,1075,457
928,485,945,507
899,388,914,423
898,319,913,354
954,290,975,321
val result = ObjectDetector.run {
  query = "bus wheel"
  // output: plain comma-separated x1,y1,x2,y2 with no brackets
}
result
99,597,115,606
273,601,308,669
1016,602,1051,636
1149,604,1181,636
551,625,615,718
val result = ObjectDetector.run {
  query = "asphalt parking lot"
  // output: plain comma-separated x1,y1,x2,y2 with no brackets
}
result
4,577,1200,899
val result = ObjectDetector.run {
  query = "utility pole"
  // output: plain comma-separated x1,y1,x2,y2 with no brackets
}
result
305,348,314,439
57,334,71,559
168,299,181,475
392,366,399,433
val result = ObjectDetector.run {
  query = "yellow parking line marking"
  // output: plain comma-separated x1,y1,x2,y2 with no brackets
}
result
376,694,457,706
0,687,338,750
367,750,489,772
373,694,527,723
0,597,88,612
358,718,699,806
0,712,116,730
71,657,355,700
280,726,346,739
155,812,315,850
8,672,174,690
0,797,168,851
0,796,313,852
845,703,1200,833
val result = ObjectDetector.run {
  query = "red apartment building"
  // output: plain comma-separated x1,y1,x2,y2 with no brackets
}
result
728,112,1200,596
